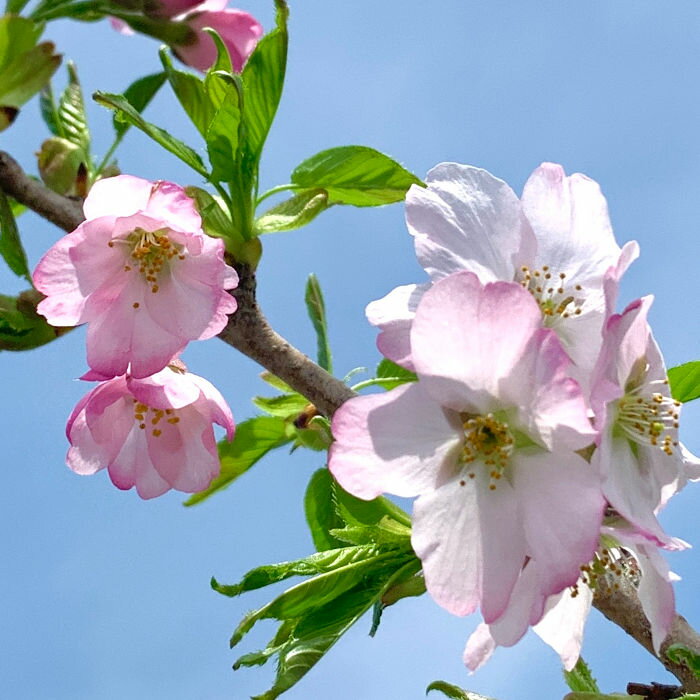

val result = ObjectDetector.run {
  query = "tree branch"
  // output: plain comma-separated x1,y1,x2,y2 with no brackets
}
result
2,149,698,691
0,151,83,232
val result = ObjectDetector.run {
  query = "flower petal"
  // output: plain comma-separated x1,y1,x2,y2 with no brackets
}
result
412,470,525,620
513,450,604,597
329,382,461,500
409,163,534,283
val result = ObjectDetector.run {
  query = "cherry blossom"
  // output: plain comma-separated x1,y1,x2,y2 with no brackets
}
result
367,162,638,388
66,363,234,499
330,271,604,633
590,296,693,546
172,0,263,72
464,515,682,671
33,175,238,379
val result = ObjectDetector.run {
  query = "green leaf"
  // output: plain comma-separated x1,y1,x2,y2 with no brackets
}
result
57,62,90,155
183,416,293,505
304,468,346,551
240,0,288,163
334,482,412,530
426,681,494,700
667,643,700,678
259,371,295,393
254,189,328,234
246,583,384,700
184,186,236,240
304,273,332,372
668,362,700,403
160,48,215,138
212,544,389,597
204,27,233,73
204,73,241,183
228,548,404,646
376,357,417,388
0,291,60,351
0,190,30,280
291,145,424,206
369,557,423,636
94,90,208,177
39,83,60,136
252,393,309,418
0,39,60,119
113,71,167,140
563,658,600,693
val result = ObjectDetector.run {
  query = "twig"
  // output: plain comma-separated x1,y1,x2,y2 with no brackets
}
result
0,151,83,232
2,149,699,691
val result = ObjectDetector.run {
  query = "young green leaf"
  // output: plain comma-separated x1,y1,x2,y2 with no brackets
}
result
240,0,288,163
204,73,241,183
57,62,90,155
212,544,388,597
0,292,60,350
94,91,208,177
254,189,328,234
369,557,423,636
37,136,87,196
39,83,60,136
426,680,493,700
184,415,293,506
0,190,30,280
252,393,309,418
291,145,424,206
160,49,215,138
244,583,384,700
304,468,346,551
184,186,236,241
668,362,700,403
304,273,332,372
112,71,167,140
334,480,412,529
563,658,600,693
666,643,700,677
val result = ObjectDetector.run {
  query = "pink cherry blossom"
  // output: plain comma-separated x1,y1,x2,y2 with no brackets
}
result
330,271,604,635
590,296,695,546
33,175,238,379
66,363,234,499
367,162,638,388
173,0,263,72
464,515,682,671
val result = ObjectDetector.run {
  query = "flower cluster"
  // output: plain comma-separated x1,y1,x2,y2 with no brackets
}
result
112,0,263,73
34,175,238,498
329,162,699,670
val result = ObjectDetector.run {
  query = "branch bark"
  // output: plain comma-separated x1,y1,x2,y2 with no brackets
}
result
2,150,699,691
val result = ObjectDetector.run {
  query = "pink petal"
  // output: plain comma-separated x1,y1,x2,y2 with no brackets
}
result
513,450,604,597
463,623,497,672
411,272,542,413
412,470,525,620
143,180,202,233
409,163,534,284
176,9,263,72
533,584,592,671
128,368,201,409
329,382,462,500
189,373,235,439
108,426,171,499
365,283,428,370
522,163,621,287
83,175,153,219
506,328,595,452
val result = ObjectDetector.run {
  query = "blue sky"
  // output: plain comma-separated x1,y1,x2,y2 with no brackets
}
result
1,1,700,698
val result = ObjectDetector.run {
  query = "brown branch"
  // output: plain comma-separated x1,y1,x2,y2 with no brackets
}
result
2,149,699,691
594,571,700,691
0,151,83,232
217,261,355,419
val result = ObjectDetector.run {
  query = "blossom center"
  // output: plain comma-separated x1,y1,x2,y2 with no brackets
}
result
133,399,181,438
517,265,584,326
572,546,636,597
108,227,186,294
615,380,680,456
459,413,514,490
